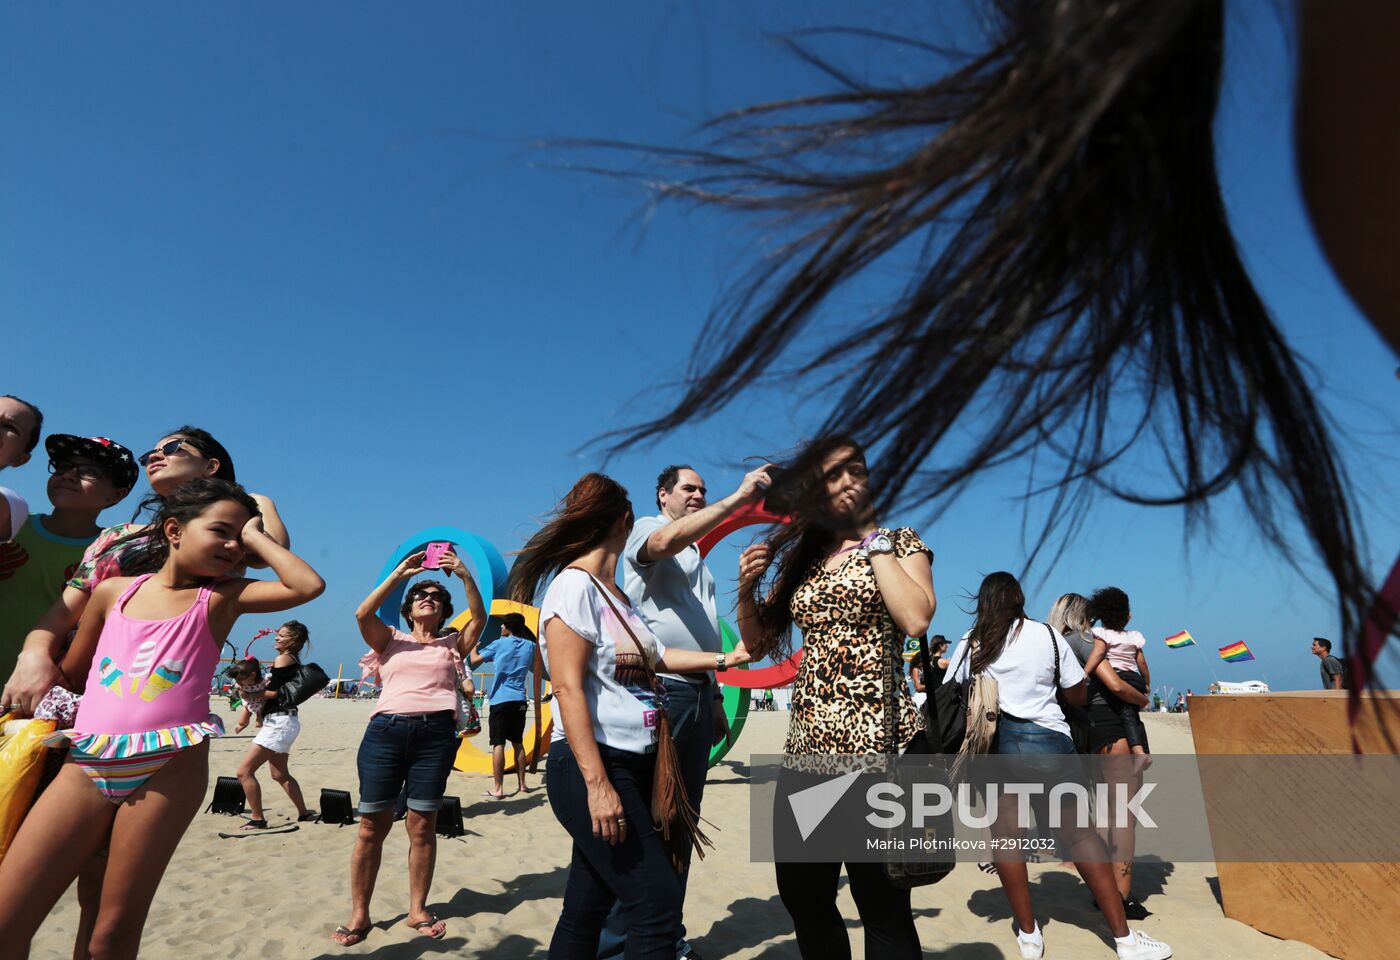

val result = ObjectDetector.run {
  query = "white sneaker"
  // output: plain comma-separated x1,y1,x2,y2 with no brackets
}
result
1015,925,1045,958
1116,929,1172,960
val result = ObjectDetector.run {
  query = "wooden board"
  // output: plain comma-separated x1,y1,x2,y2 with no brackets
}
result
1190,692,1400,960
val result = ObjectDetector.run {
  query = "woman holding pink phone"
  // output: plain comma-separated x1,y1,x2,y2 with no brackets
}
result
331,544,486,947
422,541,454,570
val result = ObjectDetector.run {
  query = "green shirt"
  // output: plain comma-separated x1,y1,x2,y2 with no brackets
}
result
0,516,97,681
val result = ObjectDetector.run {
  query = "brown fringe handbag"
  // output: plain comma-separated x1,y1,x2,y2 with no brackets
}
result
574,569,715,872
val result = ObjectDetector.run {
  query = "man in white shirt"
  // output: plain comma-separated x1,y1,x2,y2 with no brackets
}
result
597,462,772,960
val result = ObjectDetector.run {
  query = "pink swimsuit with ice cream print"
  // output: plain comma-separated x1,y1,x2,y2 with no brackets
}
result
49,574,225,803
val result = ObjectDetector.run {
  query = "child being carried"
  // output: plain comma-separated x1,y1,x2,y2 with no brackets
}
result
228,658,272,732
1084,586,1151,754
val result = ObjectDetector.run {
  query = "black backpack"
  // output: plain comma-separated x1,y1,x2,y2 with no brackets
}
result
925,640,972,753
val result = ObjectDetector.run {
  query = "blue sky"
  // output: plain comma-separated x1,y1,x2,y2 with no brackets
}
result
3,2,1395,698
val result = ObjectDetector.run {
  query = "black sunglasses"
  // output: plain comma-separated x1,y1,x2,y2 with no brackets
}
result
137,439,200,467
48,460,108,482
409,589,448,602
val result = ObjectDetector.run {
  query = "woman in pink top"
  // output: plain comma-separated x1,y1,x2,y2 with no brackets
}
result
0,479,324,959
330,546,486,948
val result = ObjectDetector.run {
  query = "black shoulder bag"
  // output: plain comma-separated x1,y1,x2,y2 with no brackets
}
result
881,620,956,888
274,657,331,710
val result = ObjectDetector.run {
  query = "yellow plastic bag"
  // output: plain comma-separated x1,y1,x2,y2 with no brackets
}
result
0,716,58,866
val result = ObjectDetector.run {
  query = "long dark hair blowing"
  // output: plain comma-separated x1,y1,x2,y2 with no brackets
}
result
968,572,1027,675
117,477,260,576
595,1,1377,673
746,435,868,661
508,473,633,605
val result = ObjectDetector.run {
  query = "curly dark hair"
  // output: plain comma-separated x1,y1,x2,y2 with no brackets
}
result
1087,587,1132,632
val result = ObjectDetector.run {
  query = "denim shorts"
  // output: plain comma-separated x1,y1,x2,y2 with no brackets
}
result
996,716,1076,755
356,711,458,814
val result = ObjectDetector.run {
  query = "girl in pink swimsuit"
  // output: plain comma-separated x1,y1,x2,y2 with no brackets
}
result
0,478,324,958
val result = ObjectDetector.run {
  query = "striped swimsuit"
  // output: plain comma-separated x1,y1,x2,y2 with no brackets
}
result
47,574,224,803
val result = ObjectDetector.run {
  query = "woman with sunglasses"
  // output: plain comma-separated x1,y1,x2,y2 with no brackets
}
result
2,425,290,713
331,547,487,947
0,425,290,960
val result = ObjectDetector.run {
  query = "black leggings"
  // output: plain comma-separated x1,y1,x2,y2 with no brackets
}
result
774,860,920,959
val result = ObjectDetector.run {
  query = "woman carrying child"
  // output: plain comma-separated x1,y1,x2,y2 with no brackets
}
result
231,620,317,828
1081,586,1156,920
1083,587,1152,756
0,478,324,959
943,573,1169,960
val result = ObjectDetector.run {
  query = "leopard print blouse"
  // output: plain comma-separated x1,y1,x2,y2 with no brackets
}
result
783,527,932,757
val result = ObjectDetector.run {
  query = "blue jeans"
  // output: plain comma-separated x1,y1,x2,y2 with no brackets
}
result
356,711,458,814
596,677,713,958
547,738,682,960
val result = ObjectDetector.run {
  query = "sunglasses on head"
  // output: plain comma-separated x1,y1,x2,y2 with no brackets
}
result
48,460,108,482
137,439,200,467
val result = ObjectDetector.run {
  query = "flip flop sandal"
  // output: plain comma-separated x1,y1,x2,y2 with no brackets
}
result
240,819,269,830
218,824,298,838
408,915,447,939
329,925,371,947
298,811,320,822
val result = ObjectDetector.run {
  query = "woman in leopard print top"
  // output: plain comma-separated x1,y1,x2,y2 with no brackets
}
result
736,435,935,960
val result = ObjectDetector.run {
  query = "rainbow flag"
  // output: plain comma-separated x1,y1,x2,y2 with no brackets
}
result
1218,641,1255,663
1165,630,1195,649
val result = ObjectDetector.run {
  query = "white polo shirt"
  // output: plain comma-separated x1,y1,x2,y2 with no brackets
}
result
623,513,721,685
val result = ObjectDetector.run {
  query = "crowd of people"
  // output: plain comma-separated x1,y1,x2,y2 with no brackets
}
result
0,421,319,958
2,0,1397,954
0,419,1176,960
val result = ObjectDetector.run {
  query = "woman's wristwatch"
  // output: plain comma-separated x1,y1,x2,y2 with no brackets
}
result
860,529,895,557
715,652,728,671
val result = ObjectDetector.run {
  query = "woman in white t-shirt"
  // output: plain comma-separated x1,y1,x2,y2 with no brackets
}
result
944,572,1169,960
509,473,754,959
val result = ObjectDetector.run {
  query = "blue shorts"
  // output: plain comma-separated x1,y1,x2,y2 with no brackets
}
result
996,716,1076,755
356,711,458,814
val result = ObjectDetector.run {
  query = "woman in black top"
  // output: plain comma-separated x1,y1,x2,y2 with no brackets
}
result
234,620,316,828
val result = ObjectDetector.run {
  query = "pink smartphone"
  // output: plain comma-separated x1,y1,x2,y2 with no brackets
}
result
422,541,454,569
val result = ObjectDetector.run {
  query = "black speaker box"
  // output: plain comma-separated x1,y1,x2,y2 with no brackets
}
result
207,775,246,815
320,788,358,826
437,796,464,838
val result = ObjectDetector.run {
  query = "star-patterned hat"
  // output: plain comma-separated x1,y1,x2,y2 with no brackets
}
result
44,435,139,491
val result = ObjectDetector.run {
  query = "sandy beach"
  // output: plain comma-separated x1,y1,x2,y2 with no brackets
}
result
27,704,1328,959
